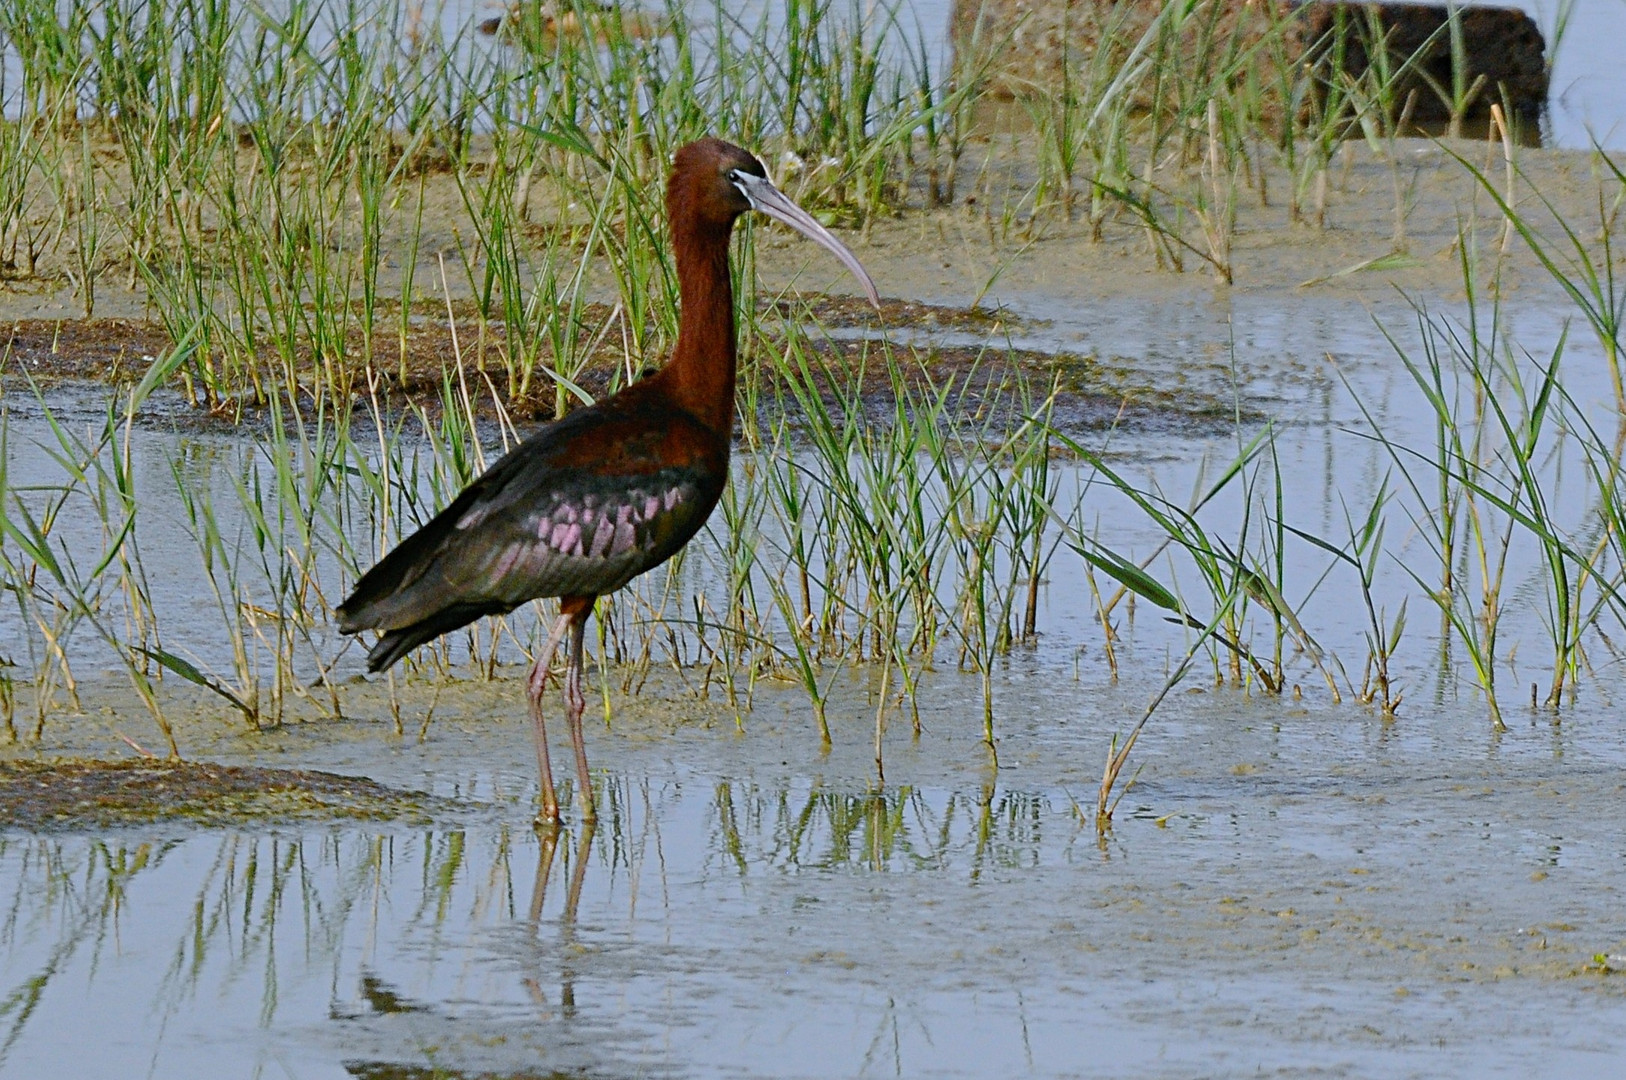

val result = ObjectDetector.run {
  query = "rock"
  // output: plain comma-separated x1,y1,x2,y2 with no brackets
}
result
1297,3,1547,125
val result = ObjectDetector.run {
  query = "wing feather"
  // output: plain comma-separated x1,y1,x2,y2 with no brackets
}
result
337,394,726,661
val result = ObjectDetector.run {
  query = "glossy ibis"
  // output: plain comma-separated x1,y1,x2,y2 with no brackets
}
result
337,138,879,827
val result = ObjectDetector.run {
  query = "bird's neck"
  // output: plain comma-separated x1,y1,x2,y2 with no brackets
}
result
664,221,737,436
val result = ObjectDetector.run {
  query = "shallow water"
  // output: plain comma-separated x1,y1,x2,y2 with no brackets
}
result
4,675,1626,1079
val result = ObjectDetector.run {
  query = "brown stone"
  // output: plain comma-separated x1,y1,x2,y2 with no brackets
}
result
1298,3,1547,125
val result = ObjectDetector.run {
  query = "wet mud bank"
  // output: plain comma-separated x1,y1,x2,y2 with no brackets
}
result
0,758,450,830
2,301,1242,439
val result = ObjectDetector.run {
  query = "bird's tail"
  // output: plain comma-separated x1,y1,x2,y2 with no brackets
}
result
353,602,503,672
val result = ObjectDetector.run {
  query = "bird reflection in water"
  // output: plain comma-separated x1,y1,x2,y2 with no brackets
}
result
525,821,596,1018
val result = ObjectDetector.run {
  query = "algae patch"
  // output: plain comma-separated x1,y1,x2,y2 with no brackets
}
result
0,758,442,830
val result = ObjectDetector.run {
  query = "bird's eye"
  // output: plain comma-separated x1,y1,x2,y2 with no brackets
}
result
726,169,755,200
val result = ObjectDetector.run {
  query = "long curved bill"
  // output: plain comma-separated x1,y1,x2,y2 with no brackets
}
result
730,170,881,308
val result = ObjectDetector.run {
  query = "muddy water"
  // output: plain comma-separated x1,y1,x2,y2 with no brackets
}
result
3,673,1626,1078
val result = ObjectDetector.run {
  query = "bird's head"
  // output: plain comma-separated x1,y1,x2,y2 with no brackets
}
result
668,137,880,307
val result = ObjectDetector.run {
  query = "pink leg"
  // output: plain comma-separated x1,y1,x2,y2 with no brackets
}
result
564,614,597,823
528,612,573,829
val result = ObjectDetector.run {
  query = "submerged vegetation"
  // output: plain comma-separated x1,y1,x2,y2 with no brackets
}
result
1,0,1624,817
